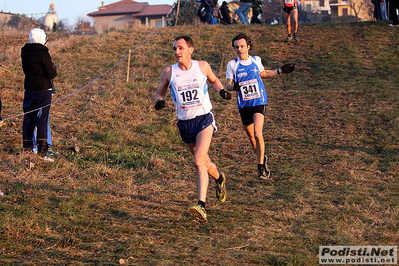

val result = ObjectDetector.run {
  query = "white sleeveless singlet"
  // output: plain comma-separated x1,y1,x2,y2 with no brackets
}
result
169,60,213,121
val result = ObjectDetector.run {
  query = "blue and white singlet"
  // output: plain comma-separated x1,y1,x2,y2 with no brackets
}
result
226,56,267,109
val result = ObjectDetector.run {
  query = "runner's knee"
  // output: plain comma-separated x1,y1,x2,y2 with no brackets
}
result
193,155,207,169
254,131,264,142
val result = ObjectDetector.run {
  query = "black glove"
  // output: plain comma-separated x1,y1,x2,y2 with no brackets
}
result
154,100,166,110
233,81,240,92
281,63,295,73
219,89,231,100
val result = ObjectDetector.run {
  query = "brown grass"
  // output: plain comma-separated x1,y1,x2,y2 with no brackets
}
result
0,21,398,265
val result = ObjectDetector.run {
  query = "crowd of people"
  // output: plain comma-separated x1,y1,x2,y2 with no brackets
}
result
198,0,399,39
198,0,300,42
198,0,264,25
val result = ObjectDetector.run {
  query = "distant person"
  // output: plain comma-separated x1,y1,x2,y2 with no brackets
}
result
283,0,299,42
236,0,253,24
198,2,206,23
220,1,232,24
387,0,399,26
225,33,295,179
154,36,231,223
372,0,382,20
251,0,263,24
380,0,387,20
202,0,215,24
211,0,222,24
21,28,57,161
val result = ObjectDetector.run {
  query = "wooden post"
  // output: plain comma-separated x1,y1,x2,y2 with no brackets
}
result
175,0,181,26
126,49,131,83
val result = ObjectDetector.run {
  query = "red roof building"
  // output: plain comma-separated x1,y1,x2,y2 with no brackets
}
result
88,0,172,33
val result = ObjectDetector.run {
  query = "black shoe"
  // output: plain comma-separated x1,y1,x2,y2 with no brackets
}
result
263,155,271,179
258,156,271,180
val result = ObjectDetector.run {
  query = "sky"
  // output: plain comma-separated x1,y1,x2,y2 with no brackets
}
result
1,0,176,26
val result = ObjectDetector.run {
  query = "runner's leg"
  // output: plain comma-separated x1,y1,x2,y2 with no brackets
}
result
285,12,291,36
187,125,218,202
292,9,299,33
253,113,265,165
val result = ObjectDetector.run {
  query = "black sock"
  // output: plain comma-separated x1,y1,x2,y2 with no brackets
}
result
216,173,223,184
258,164,264,169
197,200,206,208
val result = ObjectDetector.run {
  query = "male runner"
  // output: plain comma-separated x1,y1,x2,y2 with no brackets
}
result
226,33,295,179
154,36,231,223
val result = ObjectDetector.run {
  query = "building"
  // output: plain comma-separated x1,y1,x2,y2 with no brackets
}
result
302,0,331,15
88,0,172,33
329,0,373,21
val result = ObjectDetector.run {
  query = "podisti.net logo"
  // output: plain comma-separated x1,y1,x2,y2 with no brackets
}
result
319,246,397,265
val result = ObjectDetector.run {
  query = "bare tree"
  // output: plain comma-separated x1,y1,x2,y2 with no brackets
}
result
349,0,366,18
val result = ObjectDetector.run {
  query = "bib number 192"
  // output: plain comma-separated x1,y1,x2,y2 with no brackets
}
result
180,89,198,102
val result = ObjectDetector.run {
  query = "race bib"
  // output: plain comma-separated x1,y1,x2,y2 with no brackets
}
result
239,79,261,101
178,83,202,109
285,0,294,7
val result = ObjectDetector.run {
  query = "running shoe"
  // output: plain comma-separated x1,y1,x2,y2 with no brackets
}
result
263,155,271,179
258,156,271,180
285,35,292,42
190,205,208,223
293,33,299,42
215,172,226,202
42,155,54,162
258,164,267,180
47,148,59,158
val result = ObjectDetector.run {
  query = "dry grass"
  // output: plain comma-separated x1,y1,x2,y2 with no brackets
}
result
0,21,398,265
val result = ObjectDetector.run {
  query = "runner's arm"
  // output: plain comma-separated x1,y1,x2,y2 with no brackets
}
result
199,61,224,93
226,78,235,91
154,66,171,102
260,63,295,78
260,69,279,78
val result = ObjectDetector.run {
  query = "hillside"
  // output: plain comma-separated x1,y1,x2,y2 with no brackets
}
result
0,22,398,265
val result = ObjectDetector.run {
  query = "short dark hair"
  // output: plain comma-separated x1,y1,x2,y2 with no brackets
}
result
174,35,194,48
232,33,252,50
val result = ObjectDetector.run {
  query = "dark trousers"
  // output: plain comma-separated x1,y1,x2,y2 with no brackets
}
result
204,7,214,24
251,10,262,24
22,90,52,155
389,0,399,25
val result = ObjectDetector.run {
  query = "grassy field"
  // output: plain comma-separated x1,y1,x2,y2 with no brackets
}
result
0,21,398,265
